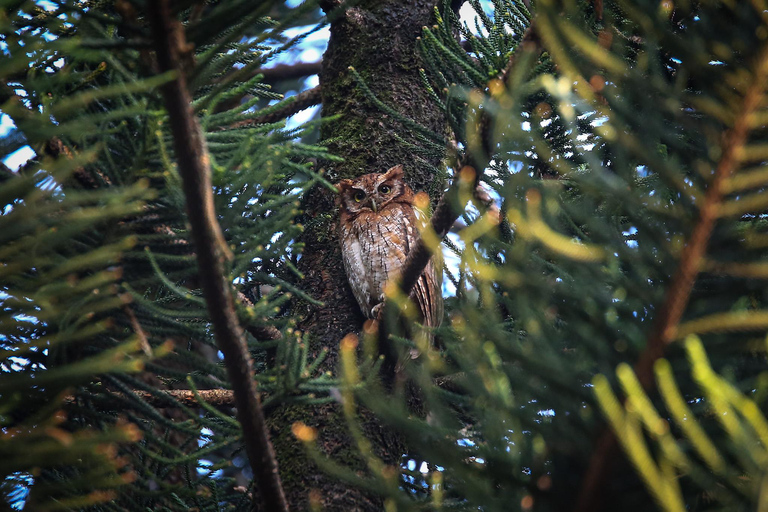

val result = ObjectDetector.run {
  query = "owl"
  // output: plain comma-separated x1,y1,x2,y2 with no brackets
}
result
337,164,443,332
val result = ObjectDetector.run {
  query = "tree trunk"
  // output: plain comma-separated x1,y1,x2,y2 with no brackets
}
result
267,1,446,510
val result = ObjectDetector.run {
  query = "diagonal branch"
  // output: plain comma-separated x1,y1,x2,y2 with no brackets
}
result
392,24,539,305
574,45,768,512
233,86,322,128
147,2,289,511
378,25,540,374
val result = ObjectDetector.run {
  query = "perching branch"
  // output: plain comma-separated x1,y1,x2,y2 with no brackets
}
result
147,2,288,511
574,45,768,512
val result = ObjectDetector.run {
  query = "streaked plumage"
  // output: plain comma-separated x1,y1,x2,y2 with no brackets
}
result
337,165,443,332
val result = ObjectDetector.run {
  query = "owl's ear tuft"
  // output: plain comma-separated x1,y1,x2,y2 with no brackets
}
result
335,179,353,206
383,164,404,180
336,179,353,193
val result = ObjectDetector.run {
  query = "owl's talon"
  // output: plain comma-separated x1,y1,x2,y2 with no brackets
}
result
371,303,384,320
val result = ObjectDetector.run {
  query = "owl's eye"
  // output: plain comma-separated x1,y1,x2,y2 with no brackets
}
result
353,190,366,202
379,185,391,194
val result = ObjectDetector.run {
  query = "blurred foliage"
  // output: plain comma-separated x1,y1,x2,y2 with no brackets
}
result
3,0,768,511
302,0,768,511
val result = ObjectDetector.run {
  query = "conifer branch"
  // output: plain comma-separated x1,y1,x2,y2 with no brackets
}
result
574,44,768,512
393,24,538,304
380,25,539,370
66,389,238,408
147,3,289,511
256,61,322,82
234,86,321,128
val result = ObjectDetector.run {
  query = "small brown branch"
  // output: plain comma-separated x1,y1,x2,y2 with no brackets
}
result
237,291,282,341
574,45,768,512
66,389,237,408
73,376,461,408
123,306,152,356
257,61,322,82
136,389,235,407
44,136,111,189
234,86,321,128
148,3,288,511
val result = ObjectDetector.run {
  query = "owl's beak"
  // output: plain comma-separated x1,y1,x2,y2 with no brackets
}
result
369,198,377,212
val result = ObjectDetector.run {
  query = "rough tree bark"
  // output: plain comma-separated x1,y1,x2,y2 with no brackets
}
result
266,1,446,510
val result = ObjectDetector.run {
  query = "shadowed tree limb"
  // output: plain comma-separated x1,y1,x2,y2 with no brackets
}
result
147,2,288,511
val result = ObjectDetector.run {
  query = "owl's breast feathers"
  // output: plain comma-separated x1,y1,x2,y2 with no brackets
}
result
340,204,442,329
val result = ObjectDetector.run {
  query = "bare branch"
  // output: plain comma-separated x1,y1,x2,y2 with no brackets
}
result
234,86,321,128
257,61,322,82
147,3,288,511
66,389,237,408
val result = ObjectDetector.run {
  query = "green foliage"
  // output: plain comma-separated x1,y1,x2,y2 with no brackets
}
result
594,335,768,512
300,0,768,510
1,0,333,509
5,0,768,511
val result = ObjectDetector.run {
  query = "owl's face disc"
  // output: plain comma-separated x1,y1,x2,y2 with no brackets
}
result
337,165,412,217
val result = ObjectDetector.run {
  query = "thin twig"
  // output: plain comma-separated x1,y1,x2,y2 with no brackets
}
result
574,45,768,512
123,305,152,356
147,3,289,511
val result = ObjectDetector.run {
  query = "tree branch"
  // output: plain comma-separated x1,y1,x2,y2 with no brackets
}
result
257,61,322,82
147,3,288,511
378,25,540,374
234,86,321,128
66,389,238,408
574,44,768,512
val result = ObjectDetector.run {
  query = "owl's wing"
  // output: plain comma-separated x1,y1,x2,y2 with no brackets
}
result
412,261,443,329
402,207,443,329
340,223,376,317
